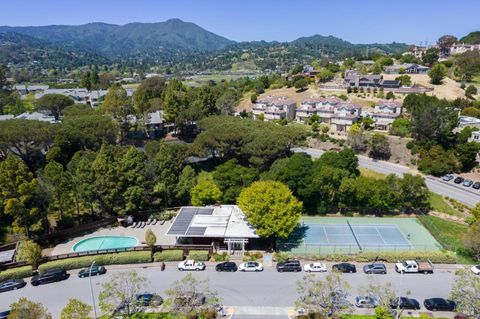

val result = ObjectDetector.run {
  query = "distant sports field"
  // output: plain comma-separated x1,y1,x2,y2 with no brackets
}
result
278,216,441,255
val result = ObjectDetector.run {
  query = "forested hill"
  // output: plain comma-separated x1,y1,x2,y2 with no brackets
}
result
460,31,480,44
0,19,235,57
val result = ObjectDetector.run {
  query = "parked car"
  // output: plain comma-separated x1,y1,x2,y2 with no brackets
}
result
473,182,480,190
463,179,474,187
390,297,421,310
31,268,69,286
424,298,456,311
276,260,302,272
215,262,237,272
78,265,107,278
395,260,434,274
454,177,465,184
0,279,26,293
442,174,454,182
0,310,10,319
355,296,379,308
238,262,263,272
136,293,163,307
332,263,356,273
363,263,387,274
471,265,480,275
303,262,327,273
178,260,206,271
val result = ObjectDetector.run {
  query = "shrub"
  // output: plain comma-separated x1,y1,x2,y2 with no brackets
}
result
275,251,456,264
211,252,229,262
38,251,152,272
0,266,33,281
153,250,184,262
188,250,209,261
243,251,263,261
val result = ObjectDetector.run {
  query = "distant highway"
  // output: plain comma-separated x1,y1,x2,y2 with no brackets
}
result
292,147,480,207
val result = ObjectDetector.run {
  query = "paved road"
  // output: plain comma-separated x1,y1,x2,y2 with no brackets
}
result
0,262,462,318
292,147,480,207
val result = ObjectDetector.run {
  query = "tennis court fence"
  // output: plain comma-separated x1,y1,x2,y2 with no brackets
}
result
277,242,440,255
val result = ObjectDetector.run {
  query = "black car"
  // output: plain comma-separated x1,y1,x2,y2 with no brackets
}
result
332,263,357,273
0,279,27,293
78,265,107,278
31,268,70,286
390,297,420,310
276,260,302,272
363,263,387,274
136,293,163,307
473,182,480,190
215,262,238,272
424,298,456,311
0,310,10,319
454,177,465,184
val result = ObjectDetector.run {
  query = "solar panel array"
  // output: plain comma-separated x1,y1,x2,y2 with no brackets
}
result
167,207,214,236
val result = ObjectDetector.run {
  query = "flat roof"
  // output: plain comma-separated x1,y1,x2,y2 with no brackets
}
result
166,205,258,238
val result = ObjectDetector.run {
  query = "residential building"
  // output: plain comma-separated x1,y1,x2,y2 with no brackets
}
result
458,116,480,130
404,46,428,59
35,88,89,104
469,131,480,143
15,111,57,123
344,70,400,88
88,90,108,108
450,43,480,55
13,85,49,95
166,205,258,254
368,100,403,131
296,96,361,133
384,63,430,75
252,96,296,121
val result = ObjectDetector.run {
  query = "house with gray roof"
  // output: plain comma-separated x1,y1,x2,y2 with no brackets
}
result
384,63,430,75
344,70,400,88
367,100,403,130
252,96,296,121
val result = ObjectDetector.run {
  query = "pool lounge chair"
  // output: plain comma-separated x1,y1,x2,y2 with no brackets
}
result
140,222,146,228
130,222,137,228
159,220,165,225
151,219,157,225
146,218,152,225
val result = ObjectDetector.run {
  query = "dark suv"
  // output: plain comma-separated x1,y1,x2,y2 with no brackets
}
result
332,263,357,273
31,268,69,286
454,177,465,184
215,262,238,272
276,260,302,272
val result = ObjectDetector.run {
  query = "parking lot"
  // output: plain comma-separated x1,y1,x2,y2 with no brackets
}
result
0,261,463,318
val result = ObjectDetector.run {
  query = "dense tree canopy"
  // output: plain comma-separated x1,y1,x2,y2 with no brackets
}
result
35,93,74,120
237,180,303,239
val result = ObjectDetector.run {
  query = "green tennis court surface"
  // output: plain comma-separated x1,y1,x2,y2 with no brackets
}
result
278,216,441,255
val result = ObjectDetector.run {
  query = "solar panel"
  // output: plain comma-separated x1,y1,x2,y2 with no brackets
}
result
167,207,214,236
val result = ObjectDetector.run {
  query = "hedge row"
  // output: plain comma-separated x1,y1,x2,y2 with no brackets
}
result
153,250,184,262
38,251,152,272
188,250,209,261
211,252,229,262
274,251,457,264
0,266,33,281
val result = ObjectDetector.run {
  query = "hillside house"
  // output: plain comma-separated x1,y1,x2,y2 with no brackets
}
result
368,100,403,130
252,96,296,121
469,131,480,143
384,63,430,75
344,70,400,88
450,43,480,55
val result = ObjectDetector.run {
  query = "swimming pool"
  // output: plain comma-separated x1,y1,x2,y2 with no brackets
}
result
72,236,139,252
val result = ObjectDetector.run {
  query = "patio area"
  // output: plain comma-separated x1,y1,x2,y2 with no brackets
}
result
50,221,175,255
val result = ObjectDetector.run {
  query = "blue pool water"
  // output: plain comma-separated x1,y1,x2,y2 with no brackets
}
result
73,236,139,252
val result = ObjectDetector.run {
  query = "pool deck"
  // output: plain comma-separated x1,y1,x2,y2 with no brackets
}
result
51,221,175,256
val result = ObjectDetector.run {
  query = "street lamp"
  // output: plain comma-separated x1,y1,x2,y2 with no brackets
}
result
89,261,98,319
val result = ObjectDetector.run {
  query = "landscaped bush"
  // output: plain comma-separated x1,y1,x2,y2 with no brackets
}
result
153,250,184,262
274,251,456,264
243,251,263,262
211,252,229,262
38,251,152,272
188,250,209,261
0,266,33,281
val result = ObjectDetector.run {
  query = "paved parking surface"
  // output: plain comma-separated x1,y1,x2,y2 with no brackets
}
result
0,262,462,318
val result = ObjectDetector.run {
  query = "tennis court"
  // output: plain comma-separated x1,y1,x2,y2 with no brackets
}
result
278,217,440,255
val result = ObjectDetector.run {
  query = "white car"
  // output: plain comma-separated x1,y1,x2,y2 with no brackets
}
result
471,265,480,275
178,260,206,271
238,262,263,272
303,262,327,273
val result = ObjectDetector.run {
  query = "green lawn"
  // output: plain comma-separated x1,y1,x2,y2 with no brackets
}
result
417,215,474,264
359,167,387,180
428,192,464,217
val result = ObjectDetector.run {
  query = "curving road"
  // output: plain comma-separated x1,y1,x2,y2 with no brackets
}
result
292,147,480,207
0,262,462,318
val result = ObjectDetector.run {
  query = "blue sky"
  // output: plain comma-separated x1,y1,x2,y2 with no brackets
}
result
1,0,479,44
